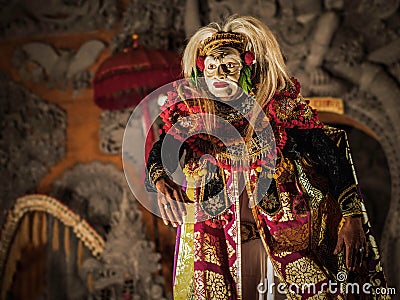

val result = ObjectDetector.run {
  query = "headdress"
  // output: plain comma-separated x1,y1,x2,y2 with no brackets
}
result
198,32,247,56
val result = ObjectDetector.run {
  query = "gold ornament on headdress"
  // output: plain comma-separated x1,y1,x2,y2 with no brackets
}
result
198,32,247,56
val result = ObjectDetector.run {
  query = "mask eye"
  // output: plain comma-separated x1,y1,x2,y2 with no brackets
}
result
226,62,235,68
207,63,217,70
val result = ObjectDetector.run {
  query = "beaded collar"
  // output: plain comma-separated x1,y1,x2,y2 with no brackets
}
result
264,77,324,152
160,78,323,171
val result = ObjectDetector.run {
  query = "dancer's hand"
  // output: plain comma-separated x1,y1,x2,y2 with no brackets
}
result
334,217,369,271
155,177,188,227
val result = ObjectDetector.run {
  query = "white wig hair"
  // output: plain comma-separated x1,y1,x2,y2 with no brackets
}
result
182,15,292,107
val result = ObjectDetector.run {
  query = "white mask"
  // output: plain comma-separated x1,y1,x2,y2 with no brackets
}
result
203,47,243,101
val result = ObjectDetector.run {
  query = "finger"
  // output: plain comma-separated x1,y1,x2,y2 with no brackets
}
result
180,188,190,202
158,195,169,226
160,190,177,225
163,180,181,222
169,195,182,225
175,187,189,203
346,243,355,271
350,244,358,271
354,245,363,269
164,201,178,227
174,189,187,217
352,245,359,271
159,205,169,226
157,185,168,198
165,192,180,226
334,236,344,255
174,189,186,220
178,189,188,215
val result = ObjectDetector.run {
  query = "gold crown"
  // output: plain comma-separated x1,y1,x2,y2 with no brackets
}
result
198,32,247,56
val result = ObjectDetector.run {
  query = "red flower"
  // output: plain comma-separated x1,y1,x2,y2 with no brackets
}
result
196,56,205,71
244,51,255,65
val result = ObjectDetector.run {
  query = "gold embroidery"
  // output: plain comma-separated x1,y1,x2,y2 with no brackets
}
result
278,192,296,221
259,191,281,216
229,264,238,281
274,251,292,258
285,257,327,286
338,184,363,217
337,184,356,201
294,161,325,250
194,270,232,299
194,232,223,267
174,220,195,300
149,165,168,184
272,223,309,253
226,239,235,259
294,161,324,210
323,127,366,218
240,221,260,244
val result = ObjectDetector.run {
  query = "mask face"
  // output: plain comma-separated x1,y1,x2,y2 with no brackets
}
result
204,47,243,101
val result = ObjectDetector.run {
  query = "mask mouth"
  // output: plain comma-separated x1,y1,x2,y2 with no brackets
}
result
213,81,229,88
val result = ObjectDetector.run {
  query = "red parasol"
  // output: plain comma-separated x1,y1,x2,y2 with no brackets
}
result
93,35,182,110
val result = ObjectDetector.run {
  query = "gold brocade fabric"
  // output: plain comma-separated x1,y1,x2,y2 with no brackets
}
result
193,270,233,299
174,210,195,300
194,232,224,267
172,126,391,300
161,79,391,299
251,127,391,299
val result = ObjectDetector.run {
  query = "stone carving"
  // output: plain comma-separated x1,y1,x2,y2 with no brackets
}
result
207,0,278,27
293,11,347,96
0,0,118,39
79,190,166,300
184,0,202,37
99,109,133,154
110,0,186,53
50,161,131,238
13,40,106,92
357,0,399,19
0,72,67,217
99,105,161,157
368,39,400,65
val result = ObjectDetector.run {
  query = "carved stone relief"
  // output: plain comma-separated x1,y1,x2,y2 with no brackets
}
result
0,72,67,217
50,161,131,238
205,0,400,289
50,161,165,299
12,40,106,92
99,109,133,154
80,190,166,300
0,0,118,39
110,0,186,53
99,105,162,156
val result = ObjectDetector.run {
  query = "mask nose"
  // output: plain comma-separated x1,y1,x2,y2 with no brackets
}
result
217,64,229,79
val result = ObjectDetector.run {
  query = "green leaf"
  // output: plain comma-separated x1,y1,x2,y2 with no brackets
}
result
238,65,253,94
